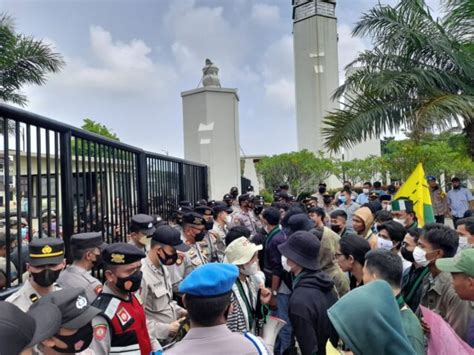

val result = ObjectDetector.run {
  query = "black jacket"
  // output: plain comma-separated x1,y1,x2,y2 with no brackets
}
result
288,270,339,355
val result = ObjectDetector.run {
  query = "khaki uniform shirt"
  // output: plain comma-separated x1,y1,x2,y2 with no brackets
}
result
169,233,208,286
232,210,261,236
57,264,103,303
429,187,449,216
5,279,61,312
139,257,184,342
165,324,268,355
421,271,473,341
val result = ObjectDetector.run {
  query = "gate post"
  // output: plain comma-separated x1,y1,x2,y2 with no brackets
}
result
136,152,148,214
60,130,74,262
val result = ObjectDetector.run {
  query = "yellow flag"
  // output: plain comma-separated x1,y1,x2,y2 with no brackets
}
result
394,163,435,227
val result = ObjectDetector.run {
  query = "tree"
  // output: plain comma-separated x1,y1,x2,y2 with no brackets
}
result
333,156,385,185
322,0,474,157
82,118,120,141
255,150,334,197
0,13,64,106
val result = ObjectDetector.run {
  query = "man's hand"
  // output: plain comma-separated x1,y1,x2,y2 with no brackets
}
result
259,286,272,305
169,317,186,336
420,317,431,336
268,295,278,311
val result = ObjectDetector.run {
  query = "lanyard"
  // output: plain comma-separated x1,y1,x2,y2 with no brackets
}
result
405,267,429,304
236,278,255,329
396,294,405,309
265,227,281,248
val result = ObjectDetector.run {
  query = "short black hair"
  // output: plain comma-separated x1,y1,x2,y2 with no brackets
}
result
373,181,382,189
308,207,325,219
363,182,372,187
422,223,459,258
375,210,393,223
339,234,371,265
406,227,422,242
365,249,402,288
281,206,306,228
378,221,407,243
186,292,231,327
330,209,347,220
463,210,474,218
262,207,281,226
225,226,251,246
456,217,474,235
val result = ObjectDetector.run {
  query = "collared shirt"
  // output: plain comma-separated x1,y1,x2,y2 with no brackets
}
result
57,264,103,303
211,222,228,252
6,279,61,312
164,324,267,355
448,187,473,218
174,232,208,281
232,210,261,236
430,187,449,216
420,271,473,341
140,257,184,343
356,193,369,205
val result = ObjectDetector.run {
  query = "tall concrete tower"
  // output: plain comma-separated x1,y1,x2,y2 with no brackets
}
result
292,0,339,153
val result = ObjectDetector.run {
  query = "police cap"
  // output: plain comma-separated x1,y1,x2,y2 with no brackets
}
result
195,205,213,217
130,214,156,236
179,263,239,297
71,232,107,250
152,225,190,252
28,237,64,266
182,212,206,226
102,242,145,265
213,203,233,215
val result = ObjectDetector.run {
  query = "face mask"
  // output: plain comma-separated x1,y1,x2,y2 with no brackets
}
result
205,219,214,231
413,246,430,267
377,237,393,250
393,218,406,227
31,268,61,287
158,248,178,265
225,215,232,225
92,253,104,269
51,222,57,232
53,323,93,353
339,196,347,203
363,188,370,194
458,236,470,250
318,187,326,194
401,246,415,263
254,206,263,216
281,255,292,273
331,224,342,233
323,197,332,204
116,270,143,293
194,230,206,242
241,262,258,276
21,227,28,239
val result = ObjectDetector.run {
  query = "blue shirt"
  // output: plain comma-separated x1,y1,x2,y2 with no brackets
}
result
356,193,369,205
447,187,473,218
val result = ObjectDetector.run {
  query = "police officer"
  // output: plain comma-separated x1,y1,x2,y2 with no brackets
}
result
57,232,106,303
170,206,193,233
140,225,189,346
93,243,160,354
31,287,110,354
6,237,64,311
165,263,269,355
195,205,221,262
232,194,261,237
211,202,233,255
128,214,156,251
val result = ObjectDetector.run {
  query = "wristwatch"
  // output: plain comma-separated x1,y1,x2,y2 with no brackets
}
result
271,290,278,297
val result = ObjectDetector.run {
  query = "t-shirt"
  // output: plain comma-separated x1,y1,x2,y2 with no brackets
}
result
400,307,425,355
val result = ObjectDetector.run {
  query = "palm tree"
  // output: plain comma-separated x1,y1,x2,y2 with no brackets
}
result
0,13,65,107
322,0,474,157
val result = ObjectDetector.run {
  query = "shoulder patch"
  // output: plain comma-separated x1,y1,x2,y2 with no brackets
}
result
93,324,107,342
94,285,103,295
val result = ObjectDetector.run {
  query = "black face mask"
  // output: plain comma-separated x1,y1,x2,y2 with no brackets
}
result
205,219,214,231
330,224,342,233
116,270,143,293
401,246,415,263
323,197,332,204
31,268,61,287
158,249,178,265
254,206,263,216
53,323,93,353
194,230,206,242
92,253,104,269
319,187,326,194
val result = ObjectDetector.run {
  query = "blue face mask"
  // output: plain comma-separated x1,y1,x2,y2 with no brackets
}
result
21,227,28,239
339,196,346,203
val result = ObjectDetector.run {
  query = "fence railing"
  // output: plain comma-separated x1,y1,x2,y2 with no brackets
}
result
0,103,208,296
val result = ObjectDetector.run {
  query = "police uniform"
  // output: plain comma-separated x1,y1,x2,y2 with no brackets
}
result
165,263,269,355
139,225,190,344
93,243,158,355
6,237,64,312
57,232,106,303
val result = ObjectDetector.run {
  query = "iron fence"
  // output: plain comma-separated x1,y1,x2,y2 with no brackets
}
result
0,103,208,296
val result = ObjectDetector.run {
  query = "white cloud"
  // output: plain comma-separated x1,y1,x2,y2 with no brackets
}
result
264,78,295,111
261,34,293,82
337,23,368,83
251,4,280,26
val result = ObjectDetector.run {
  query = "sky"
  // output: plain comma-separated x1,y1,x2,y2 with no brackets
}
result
2,0,443,158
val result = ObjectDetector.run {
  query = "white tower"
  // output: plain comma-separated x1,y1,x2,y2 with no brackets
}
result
182,60,241,200
292,0,339,153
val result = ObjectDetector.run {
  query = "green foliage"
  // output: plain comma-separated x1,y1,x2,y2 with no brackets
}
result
333,156,385,185
322,0,474,157
0,13,64,106
255,150,333,197
81,118,120,141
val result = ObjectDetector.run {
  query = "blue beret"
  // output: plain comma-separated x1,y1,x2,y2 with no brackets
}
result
179,263,239,296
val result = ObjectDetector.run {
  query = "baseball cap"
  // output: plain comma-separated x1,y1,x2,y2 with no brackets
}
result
225,237,262,265
436,249,474,277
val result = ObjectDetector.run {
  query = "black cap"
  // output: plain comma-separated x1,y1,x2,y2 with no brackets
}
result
179,201,193,208
223,194,233,201
213,203,233,215
28,237,64,266
0,301,62,354
182,212,205,226
131,214,156,236
207,200,217,207
152,225,190,252
230,187,239,194
71,232,107,250
195,199,208,207
278,231,321,271
247,185,254,192
176,206,193,215
253,195,265,206
36,288,101,329
238,193,252,203
102,242,145,265
195,205,213,217
380,194,392,202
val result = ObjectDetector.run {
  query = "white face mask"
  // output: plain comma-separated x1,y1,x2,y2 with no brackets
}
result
393,218,406,227
413,246,430,267
241,262,258,276
281,255,292,273
363,188,370,194
225,215,232,225
458,236,470,250
377,237,394,250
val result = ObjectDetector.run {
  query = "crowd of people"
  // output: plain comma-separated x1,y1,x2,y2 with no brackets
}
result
0,177,473,355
